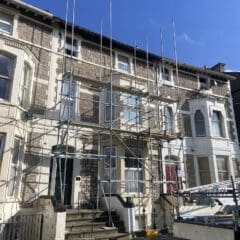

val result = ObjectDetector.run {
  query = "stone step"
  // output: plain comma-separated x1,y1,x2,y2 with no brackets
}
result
66,215,120,223
65,227,120,239
65,232,130,240
66,222,106,232
66,210,117,220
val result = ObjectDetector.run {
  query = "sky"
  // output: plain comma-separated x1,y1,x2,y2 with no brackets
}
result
24,0,240,71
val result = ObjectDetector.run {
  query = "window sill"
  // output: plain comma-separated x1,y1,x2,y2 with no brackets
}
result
160,80,175,87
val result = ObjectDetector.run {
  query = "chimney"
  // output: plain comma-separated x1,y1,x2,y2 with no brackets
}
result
211,63,225,73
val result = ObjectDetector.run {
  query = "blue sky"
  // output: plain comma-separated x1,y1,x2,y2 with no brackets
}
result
24,0,240,71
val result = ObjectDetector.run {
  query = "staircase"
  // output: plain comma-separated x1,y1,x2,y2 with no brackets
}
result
65,209,131,240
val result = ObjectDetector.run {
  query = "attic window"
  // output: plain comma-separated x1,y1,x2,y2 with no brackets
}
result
199,77,209,90
65,37,78,57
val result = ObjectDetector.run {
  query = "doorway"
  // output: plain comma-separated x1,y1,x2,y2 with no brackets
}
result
50,145,74,206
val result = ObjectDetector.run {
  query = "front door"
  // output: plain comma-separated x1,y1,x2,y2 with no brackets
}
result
50,157,73,206
165,164,177,194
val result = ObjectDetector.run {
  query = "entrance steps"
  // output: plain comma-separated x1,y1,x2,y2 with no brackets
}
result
65,209,130,240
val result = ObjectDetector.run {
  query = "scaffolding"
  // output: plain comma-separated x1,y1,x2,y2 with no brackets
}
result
30,0,183,229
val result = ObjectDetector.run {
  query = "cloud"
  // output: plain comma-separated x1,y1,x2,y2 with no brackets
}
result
178,32,203,46
225,69,240,72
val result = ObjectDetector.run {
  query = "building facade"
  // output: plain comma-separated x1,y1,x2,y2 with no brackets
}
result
0,0,239,231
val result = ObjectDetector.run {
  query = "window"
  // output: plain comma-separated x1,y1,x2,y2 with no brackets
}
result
164,106,174,134
105,90,116,122
104,147,117,193
7,137,23,197
60,80,76,119
65,37,78,57
20,63,31,109
216,156,228,181
0,133,5,171
198,157,211,185
117,54,130,72
123,94,141,124
0,53,14,100
211,111,223,137
0,12,13,34
125,148,143,193
194,110,206,137
104,147,116,169
199,77,209,90
161,66,170,81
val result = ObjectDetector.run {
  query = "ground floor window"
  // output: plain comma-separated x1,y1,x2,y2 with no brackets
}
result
198,156,211,185
216,156,229,181
125,148,143,193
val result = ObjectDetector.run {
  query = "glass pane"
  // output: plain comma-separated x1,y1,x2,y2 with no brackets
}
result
7,166,17,196
62,80,76,98
118,55,129,72
104,147,116,168
0,54,13,78
195,110,206,136
162,67,170,81
0,21,11,33
0,12,12,34
0,77,9,99
12,138,20,164
212,111,222,137
198,157,209,171
60,100,74,119
165,107,173,134
199,172,211,185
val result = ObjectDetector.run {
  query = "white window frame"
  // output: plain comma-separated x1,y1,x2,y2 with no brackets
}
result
211,110,224,137
104,90,116,122
0,52,14,101
123,93,141,125
124,148,143,194
116,53,131,73
20,62,32,109
159,65,173,85
60,79,77,120
0,12,13,35
164,106,174,134
216,156,229,182
7,136,23,198
194,110,206,137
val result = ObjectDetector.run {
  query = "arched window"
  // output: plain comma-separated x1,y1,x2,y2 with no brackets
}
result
0,53,14,100
212,111,223,137
194,110,206,136
165,106,174,134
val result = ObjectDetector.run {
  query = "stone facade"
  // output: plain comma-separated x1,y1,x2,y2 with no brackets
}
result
0,1,239,232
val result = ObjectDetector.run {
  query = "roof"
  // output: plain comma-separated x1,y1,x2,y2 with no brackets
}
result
1,0,235,81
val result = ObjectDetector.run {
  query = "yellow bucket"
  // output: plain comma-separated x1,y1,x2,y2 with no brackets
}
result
146,229,159,240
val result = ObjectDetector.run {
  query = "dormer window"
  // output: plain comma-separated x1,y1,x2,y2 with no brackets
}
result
117,54,130,72
161,67,170,81
65,37,78,57
0,12,13,35
199,77,209,90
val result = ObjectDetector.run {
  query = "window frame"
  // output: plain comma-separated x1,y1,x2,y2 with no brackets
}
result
164,106,174,134
123,93,141,125
194,110,206,137
0,52,15,101
60,79,77,120
103,146,117,169
0,133,5,172
20,62,32,109
124,148,143,194
116,53,130,73
104,90,116,122
0,12,13,35
7,136,23,198
211,110,224,137
64,36,79,58
216,156,229,182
